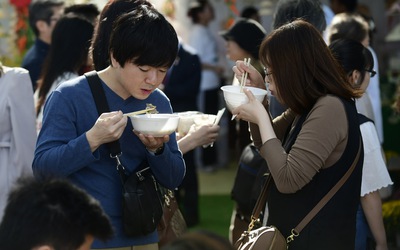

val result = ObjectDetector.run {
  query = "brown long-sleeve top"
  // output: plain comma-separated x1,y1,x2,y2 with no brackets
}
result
250,95,349,193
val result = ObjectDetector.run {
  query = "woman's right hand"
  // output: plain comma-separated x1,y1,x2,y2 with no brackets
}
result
86,111,127,152
233,60,265,90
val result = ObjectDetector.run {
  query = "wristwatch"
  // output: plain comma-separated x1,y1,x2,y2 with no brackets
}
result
147,144,164,156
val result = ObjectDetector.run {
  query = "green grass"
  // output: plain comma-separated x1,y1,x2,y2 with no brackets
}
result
189,194,235,239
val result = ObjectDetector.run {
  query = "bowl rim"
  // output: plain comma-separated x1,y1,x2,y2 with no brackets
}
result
220,85,268,95
130,113,179,119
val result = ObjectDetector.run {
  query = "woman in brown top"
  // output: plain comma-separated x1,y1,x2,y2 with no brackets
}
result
232,20,364,249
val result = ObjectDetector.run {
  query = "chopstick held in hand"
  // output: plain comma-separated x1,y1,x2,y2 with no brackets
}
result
240,58,251,93
233,58,252,120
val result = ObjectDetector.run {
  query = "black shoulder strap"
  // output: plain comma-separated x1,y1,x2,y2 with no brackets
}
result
282,109,310,152
358,113,374,125
84,71,121,156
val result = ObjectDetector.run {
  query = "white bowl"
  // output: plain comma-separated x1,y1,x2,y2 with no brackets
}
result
221,85,268,112
130,113,180,137
193,114,217,126
176,111,202,135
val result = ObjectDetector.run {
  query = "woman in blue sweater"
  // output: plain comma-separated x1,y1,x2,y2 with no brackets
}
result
33,5,185,249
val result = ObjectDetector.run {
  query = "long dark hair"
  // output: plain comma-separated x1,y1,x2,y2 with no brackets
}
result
90,0,153,71
260,19,362,114
36,14,94,116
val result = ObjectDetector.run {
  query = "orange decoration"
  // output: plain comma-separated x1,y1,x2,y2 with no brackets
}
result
9,0,33,55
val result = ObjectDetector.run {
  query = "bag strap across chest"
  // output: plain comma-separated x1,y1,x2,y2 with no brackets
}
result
85,71,121,156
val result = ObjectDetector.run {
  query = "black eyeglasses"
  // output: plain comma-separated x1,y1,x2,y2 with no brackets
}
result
365,69,376,78
263,67,273,82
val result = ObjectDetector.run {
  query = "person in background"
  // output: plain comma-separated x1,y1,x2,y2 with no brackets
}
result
268,0,327,118
34,14,94,133
0,176,113,250
240,6,261,23
220,18,266,156
233,20,363,249
32,5,185,249
329,38,392,250
219,18,266,243
64,3,100,25
22,0,64,91
327,12,384,144
187,0,225,172
0,62,36,221
327,13,373,116
161,41,203,227
64,3,100,75
160,41,201,114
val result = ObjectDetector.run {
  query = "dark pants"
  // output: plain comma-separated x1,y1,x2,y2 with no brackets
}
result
202,88,219,166
175,151,199,227
228,118,252,159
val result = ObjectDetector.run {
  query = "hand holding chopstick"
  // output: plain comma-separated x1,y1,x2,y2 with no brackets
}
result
232,58,251,120
239,58,251,93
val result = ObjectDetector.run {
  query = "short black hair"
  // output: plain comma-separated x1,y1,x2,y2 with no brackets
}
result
91,0,154,71
110,5,178,68
0,177,113,250
28,0,64,36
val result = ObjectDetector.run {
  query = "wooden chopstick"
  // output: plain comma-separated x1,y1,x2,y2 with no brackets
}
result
123,107,156,117
240,58,251,92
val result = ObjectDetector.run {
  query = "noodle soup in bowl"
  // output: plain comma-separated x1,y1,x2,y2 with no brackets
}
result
221,85,268,112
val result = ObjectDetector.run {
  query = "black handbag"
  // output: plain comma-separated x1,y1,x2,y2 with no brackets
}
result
119,164,163,236
231,143,269,216
230,144,269,243
85,71,163,237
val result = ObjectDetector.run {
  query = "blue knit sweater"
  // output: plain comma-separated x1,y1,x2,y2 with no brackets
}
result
33,75,186,248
